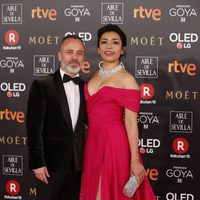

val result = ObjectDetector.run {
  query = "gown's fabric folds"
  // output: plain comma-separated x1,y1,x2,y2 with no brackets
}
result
80,85,155,200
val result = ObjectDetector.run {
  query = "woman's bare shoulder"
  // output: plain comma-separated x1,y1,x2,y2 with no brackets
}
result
120,70,139,90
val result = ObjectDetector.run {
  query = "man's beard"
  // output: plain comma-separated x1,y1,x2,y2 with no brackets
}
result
62,62,81,74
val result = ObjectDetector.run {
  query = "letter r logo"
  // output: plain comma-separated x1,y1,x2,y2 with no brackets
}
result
4,30,19,45
140,83,155,99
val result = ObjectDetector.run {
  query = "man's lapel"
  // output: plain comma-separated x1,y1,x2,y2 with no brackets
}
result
53,70,73,131
74,81,85,133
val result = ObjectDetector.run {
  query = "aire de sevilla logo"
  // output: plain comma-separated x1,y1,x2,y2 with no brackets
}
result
6,180,20,195
4,30,20,45
172,137,189,154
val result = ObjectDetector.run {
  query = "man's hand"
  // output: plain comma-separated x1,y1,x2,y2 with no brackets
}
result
33,166,50,184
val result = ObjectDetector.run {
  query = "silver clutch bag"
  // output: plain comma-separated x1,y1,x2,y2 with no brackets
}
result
123,175,139,198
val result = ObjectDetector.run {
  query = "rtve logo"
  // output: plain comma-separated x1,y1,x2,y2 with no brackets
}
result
172,137,189,154
146,168,159,181
168,61,197,76
140,83,155,100
31,6,57,21
0,109,24,123
6,180,20,195
133,6,161,21
4,30,19,45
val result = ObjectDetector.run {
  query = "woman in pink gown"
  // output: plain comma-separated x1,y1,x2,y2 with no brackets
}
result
80,24,155,200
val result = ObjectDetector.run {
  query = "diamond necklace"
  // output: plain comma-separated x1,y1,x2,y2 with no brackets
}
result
98,61,124,78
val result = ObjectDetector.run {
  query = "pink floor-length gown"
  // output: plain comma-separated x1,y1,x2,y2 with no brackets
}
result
80,84,155,200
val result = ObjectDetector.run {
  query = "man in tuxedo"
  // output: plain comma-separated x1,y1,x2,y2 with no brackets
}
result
26,35,87,200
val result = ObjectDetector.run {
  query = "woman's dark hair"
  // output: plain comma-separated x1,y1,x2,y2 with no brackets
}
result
97,24,127,48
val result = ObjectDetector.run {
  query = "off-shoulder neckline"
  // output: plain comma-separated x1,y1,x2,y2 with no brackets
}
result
85,83,140,97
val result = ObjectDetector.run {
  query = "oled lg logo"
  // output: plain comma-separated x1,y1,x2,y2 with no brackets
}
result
2,4,22,24
139,138,160,154
4,180,22,199
138,112,160,130
169,5,197,22
169,33,198,49
166,192,194,200
168,61,197,76
166,166,193,184
0,82,26,97
101,3,124,24
64,5,90,22
3,30,21,50
65,32,92,43
169,111,193,133
135,56,158,78
170,137,190,159
133,6,161,21
0,57,24,73
34,55,55,76
140,83,156,104
31,6,57,21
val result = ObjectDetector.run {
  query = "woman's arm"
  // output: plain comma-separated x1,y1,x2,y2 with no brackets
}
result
123,72,146,185
125,109,146,185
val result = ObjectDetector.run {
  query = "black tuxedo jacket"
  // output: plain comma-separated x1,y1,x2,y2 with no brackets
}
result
26,70,87,172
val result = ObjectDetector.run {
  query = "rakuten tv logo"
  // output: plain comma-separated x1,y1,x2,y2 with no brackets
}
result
133,6,161,21
5,30,19,45
5,180,20,195
170,137,190,159
173,137,189,154
140,83,154,99
3,30,21,50
140,83,156,104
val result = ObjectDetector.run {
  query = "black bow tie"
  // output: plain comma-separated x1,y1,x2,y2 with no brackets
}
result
63,74,81,85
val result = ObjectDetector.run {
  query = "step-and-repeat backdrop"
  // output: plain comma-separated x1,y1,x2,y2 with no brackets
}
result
0,0,199,199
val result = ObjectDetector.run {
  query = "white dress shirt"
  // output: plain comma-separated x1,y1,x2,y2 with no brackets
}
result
60,69,80,131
